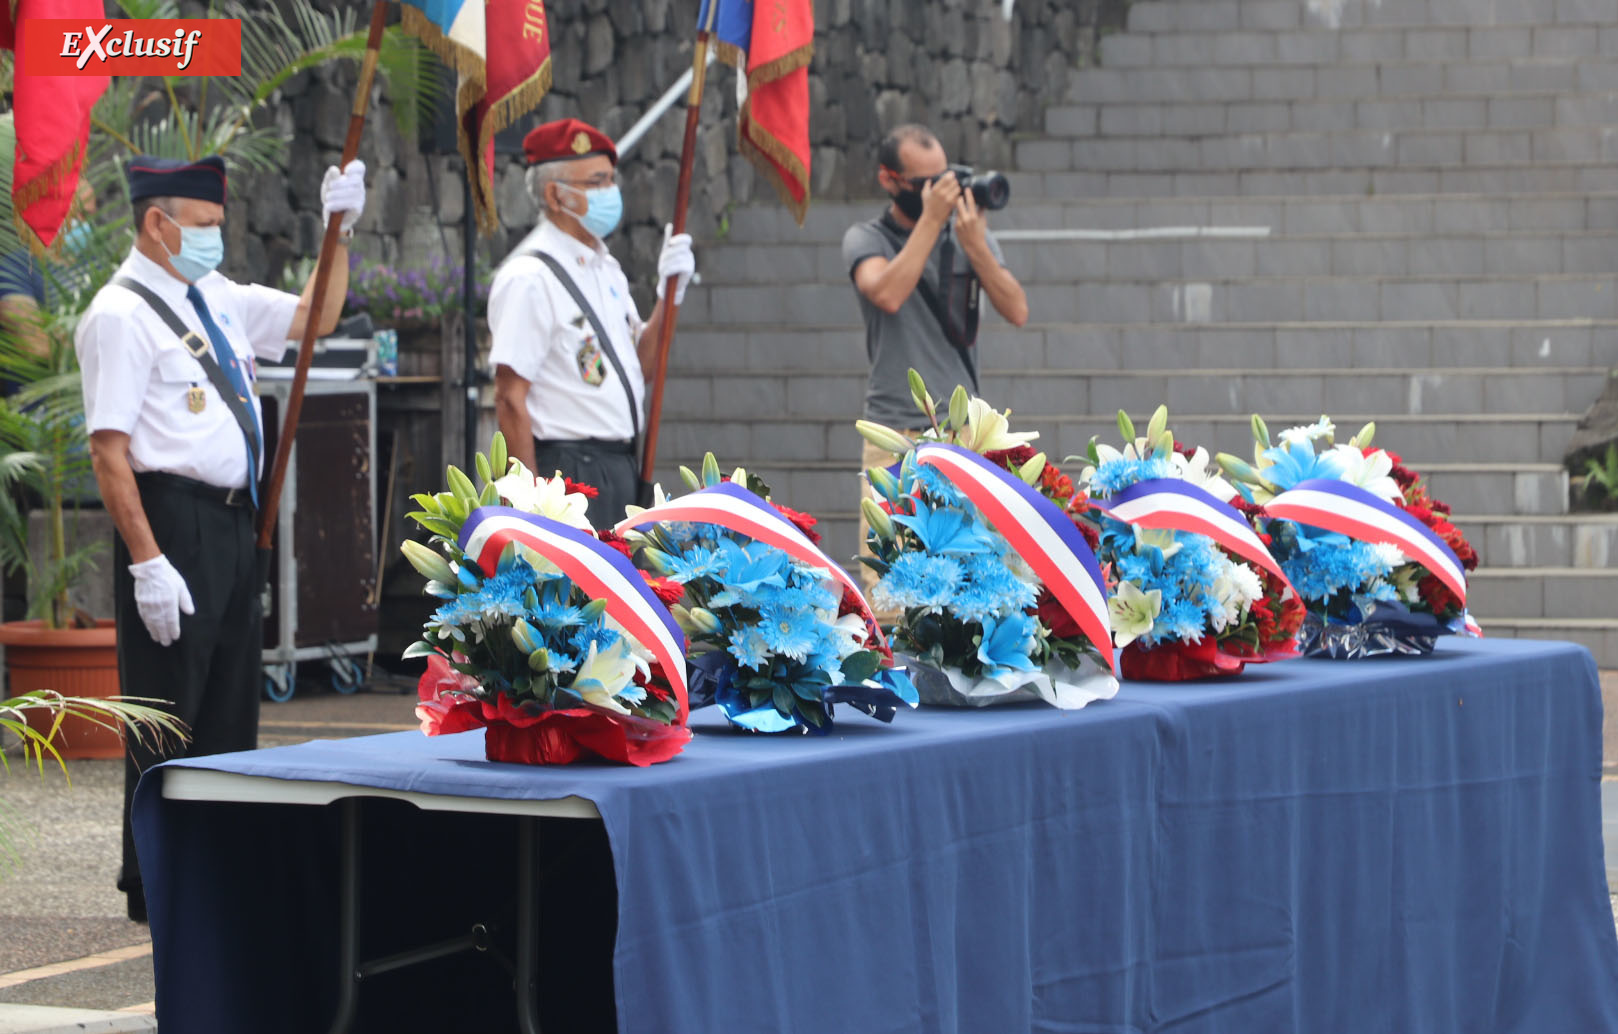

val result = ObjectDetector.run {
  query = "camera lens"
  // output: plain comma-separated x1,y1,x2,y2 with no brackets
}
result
970,171,1010,211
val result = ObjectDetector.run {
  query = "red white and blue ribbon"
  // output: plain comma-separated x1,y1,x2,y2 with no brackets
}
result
459,507,690,720
1094,478,1294,592
615,482,885,644
914,443,1116,673
1265,478,1468,605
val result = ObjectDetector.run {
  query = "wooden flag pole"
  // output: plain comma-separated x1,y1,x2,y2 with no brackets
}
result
639,1,721,487
256,0,389,548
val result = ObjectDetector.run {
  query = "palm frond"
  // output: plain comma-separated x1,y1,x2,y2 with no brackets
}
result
0,691,191,779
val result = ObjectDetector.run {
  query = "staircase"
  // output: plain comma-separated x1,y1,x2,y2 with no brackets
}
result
664,0,1618,666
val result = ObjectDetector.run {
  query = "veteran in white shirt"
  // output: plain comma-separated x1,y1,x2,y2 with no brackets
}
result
74,153,365,923
489,117,695,527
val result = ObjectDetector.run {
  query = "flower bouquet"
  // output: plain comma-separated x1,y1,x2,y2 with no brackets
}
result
1216,415,1480,659
1075,406,1303,681
615,455,917,734
401,433,692,765
857,372,1118,709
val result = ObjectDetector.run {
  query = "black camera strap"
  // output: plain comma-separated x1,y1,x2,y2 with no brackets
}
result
527,250,640,444
875,211,980,393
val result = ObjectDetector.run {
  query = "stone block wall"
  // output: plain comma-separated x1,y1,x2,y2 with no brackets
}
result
220,0,1126,310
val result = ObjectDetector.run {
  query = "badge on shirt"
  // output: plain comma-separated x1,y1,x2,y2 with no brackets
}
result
576,336,606,386
187,385,206,413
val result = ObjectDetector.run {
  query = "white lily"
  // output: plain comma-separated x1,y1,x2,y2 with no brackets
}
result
570,638,646,715
1279,416,1336,446
494,461,595,530
1330,445,1403,504
1134,526,1182,560
957,398,1040,454
1108,580,1162,649
1170,445,1237,502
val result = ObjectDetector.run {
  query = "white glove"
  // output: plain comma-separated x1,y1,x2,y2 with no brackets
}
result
321,159,367,234
129,554,195,647
655,224,695,305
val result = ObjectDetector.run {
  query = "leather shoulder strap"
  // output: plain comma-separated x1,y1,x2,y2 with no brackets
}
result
870,215,979,393
111,276,259,450
526,251,640,442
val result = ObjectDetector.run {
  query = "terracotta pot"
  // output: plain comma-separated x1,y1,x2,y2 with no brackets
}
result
0,619,123,760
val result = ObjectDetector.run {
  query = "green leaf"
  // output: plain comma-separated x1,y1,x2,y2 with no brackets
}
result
406,513,461,539
841,650,883,684
409,492,442,515
772,684,797,716
401,641,439,660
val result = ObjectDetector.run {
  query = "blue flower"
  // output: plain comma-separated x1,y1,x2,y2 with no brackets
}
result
1152,597,1208,644
665,545,724,582
875,552,964,611
976,612,1040,681
757,603,821,661
1258,440,1347,491
891,498,993,555
913,462,966,506
432,557,539,630
728,625,772,669
954,551,1035,622
1090,455,1177,497
714,538,790,592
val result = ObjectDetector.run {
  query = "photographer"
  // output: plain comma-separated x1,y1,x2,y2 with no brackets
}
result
843,123,1028,594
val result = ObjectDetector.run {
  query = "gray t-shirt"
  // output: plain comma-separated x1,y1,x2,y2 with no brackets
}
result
842,215,1007,426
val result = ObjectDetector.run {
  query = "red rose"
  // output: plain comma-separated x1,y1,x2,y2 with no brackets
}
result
1035,588,1084,640
773,503,823,545
594,529,636,559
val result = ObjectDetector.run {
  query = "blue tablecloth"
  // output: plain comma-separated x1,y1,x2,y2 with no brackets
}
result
134,637,1618,1033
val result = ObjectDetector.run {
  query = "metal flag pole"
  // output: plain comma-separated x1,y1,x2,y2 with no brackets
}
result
257,0,388,549
638,0,722,489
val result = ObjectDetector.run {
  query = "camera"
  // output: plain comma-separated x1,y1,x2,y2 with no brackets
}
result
943,163,1010,211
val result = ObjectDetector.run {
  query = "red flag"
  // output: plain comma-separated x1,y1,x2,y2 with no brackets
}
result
6,0,108,252
704,0,813,224
400,0,552,233
465,0,552,233
737,0,812,224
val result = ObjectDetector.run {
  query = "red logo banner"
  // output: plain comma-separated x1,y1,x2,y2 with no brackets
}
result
19,19,240,76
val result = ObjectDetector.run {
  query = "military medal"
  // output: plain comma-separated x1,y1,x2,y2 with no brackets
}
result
187,386,206,413
576,336,607,386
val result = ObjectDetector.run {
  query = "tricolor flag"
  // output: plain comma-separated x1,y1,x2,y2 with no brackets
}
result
401,0,552,232
1094,478,1293,592
914,444,1116,673
616,482,885,647
459,506,691,721
1266,478,1469,607
4,0,108,252
698,0,814,224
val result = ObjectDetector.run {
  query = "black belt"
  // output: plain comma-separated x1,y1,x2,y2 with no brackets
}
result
533,437,636,456
135,470,255,509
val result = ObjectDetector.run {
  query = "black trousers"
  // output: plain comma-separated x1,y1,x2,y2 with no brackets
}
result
532,437,641,529
117,474,262,896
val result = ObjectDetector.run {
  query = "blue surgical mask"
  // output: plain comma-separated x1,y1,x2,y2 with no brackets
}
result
160,211,224,281
60,220,92,257
559,183,622,240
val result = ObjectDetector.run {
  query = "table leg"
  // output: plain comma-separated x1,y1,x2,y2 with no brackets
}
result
515,816,543,1034
326,798,361,1034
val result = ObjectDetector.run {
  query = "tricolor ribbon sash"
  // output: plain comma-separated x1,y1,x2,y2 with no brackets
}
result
616,483,885,648
914,443,1116,673
1094,478,1294,592
1266,478,1468,606
459,507,690,720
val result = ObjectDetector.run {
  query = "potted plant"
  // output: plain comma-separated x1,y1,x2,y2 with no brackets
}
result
0,0,442,756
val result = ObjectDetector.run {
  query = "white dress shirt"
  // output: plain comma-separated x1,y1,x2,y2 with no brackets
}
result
488,220,645,442
75,248,300,490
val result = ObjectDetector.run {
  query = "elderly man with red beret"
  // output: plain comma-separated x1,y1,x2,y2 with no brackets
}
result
489,117,695,527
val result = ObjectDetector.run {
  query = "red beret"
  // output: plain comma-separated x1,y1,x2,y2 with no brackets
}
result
522,118,617,167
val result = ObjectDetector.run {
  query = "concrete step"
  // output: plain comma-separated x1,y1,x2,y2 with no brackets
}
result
716,194,1618,243
1023,127,1618,174
1053,96,1618,139
1453,513,1618,566
704,230,1618,284
1479,618,1618,667
1099,37,1618,82
661,367,1608,422
1466,567,1618,619
653,413,1583,475
673,319,1618,374
1126,0,1618,35
682,272,1618,325
1003,162,1618,200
